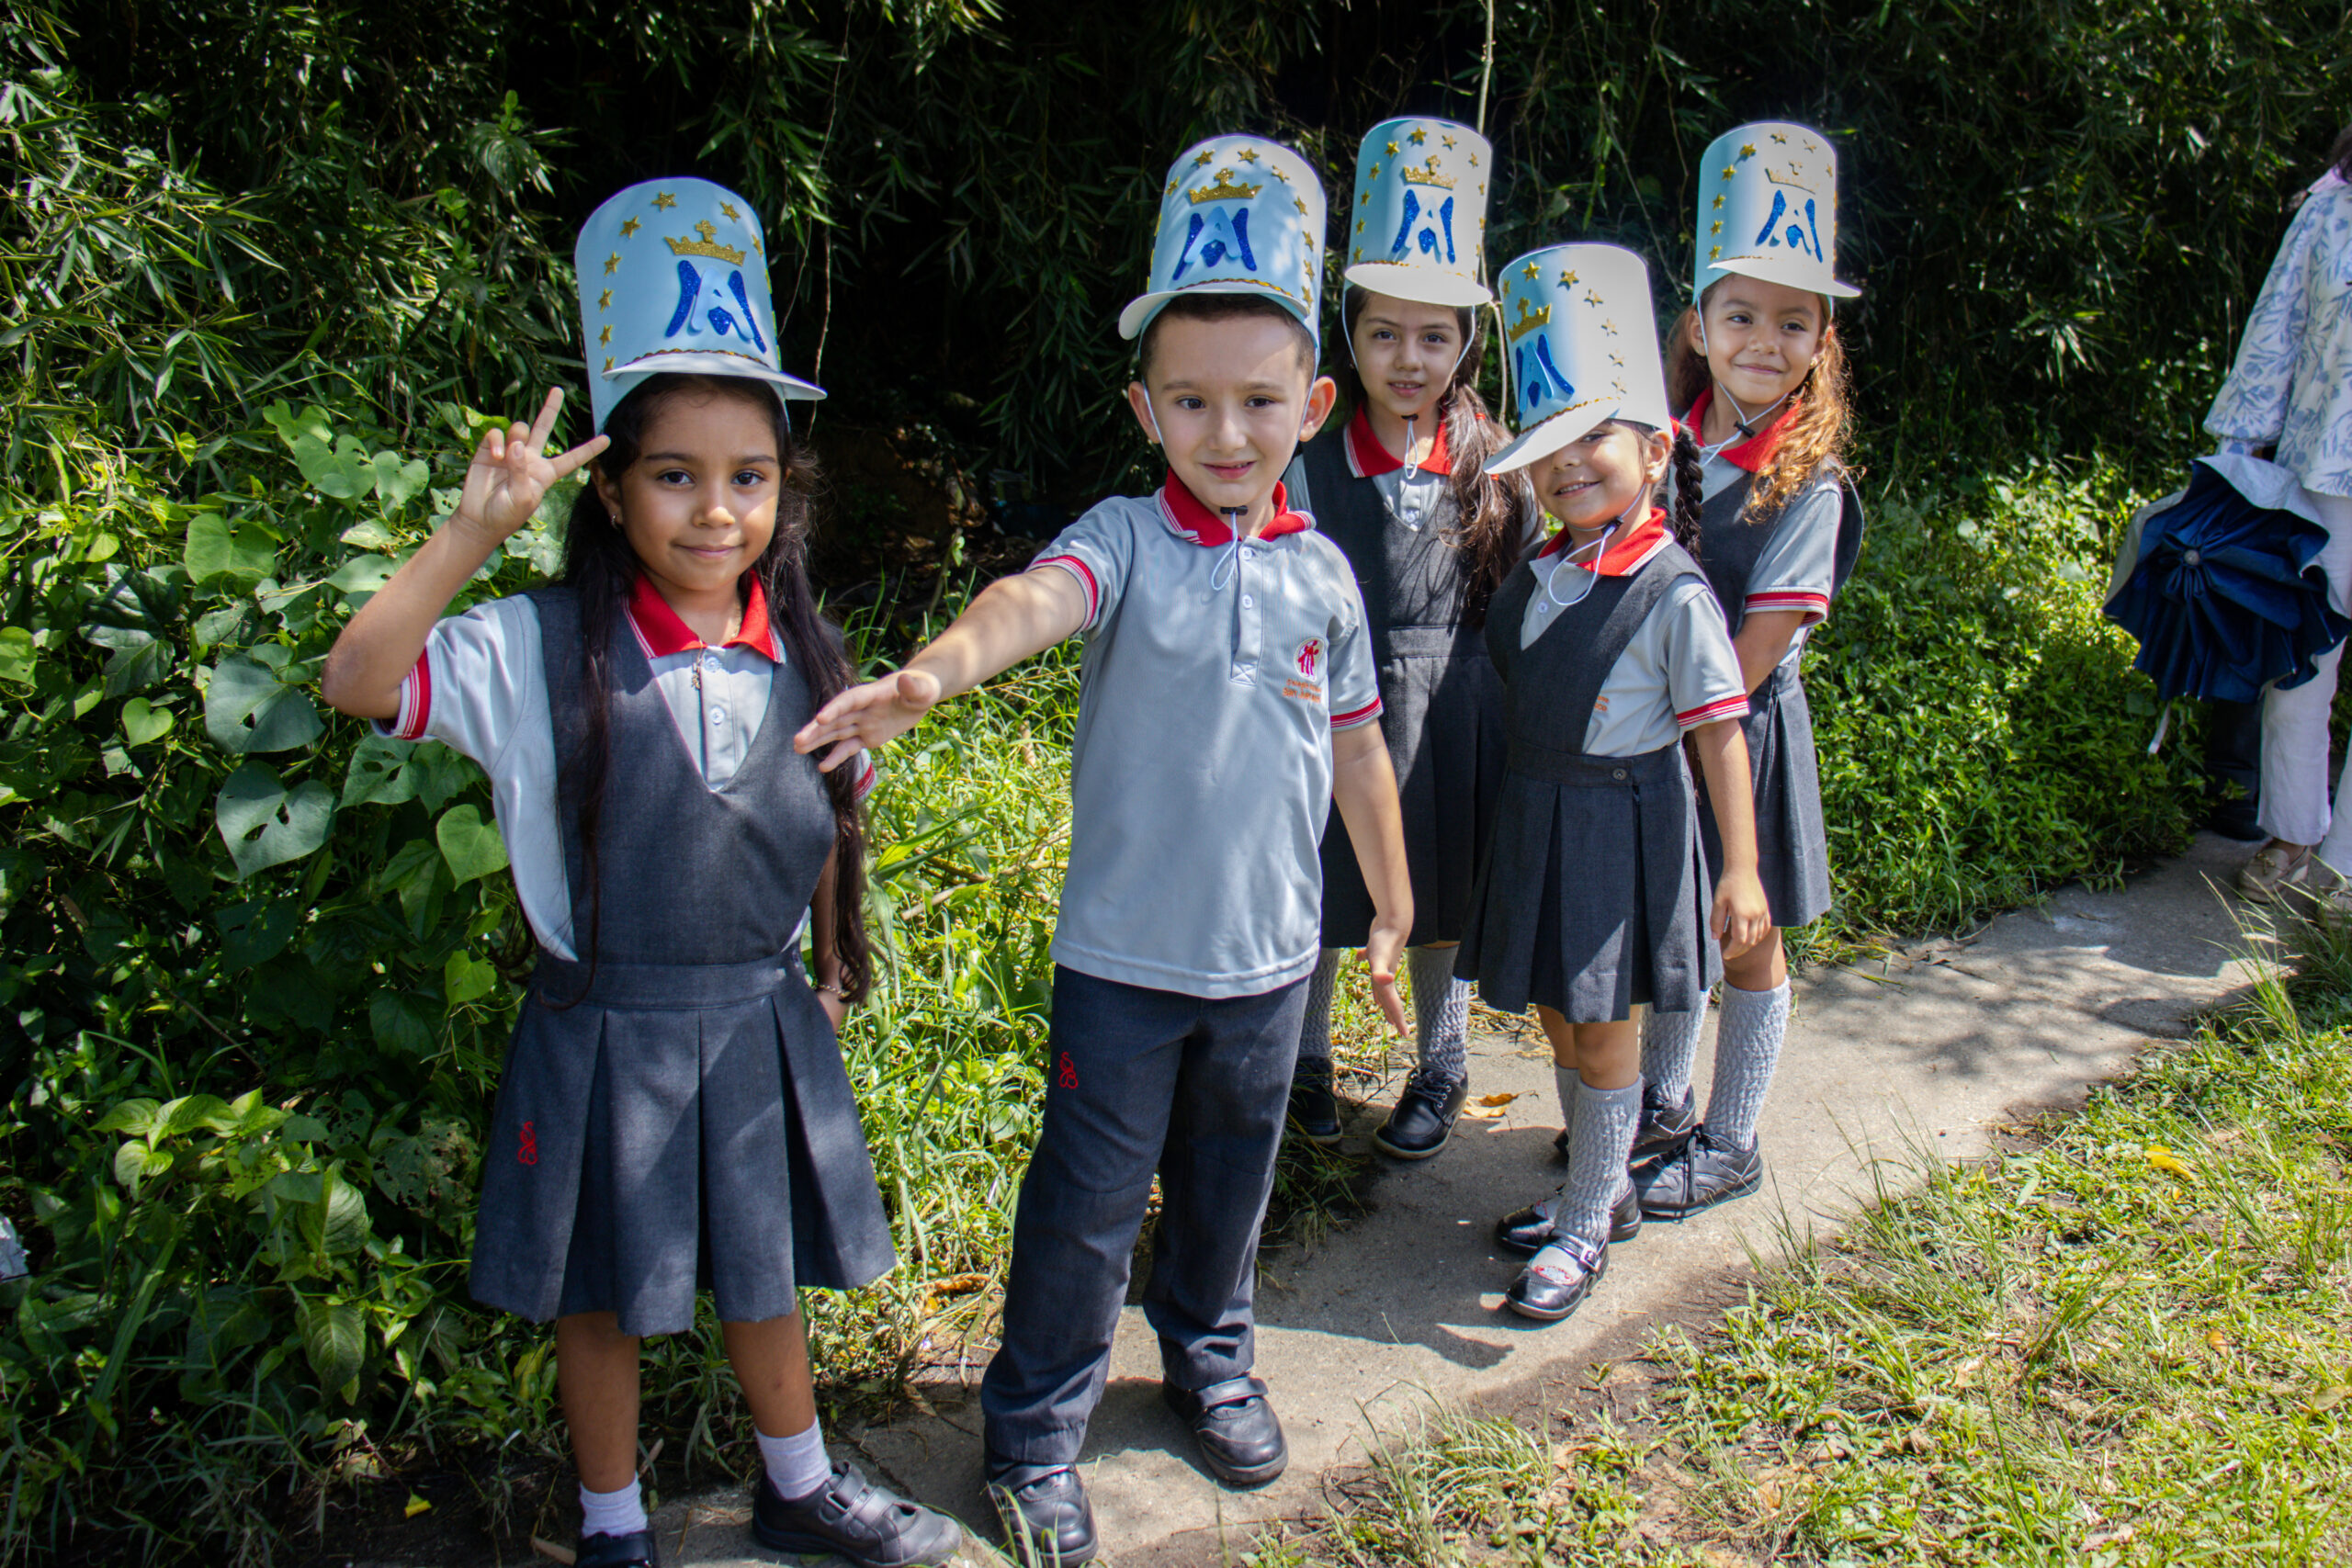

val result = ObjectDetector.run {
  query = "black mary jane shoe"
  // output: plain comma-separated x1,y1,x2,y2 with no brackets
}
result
752,1462,963,1568
1162,1374,1288,1488
984,1459,1098,1567
575,1530,659,1568
1493,1182,1642,1256
1287,1060,1343,1146
1628,1083,1698,1171
1635,1127,1764,1221
1374,1070,1468,1160
1503,1232,1609,1323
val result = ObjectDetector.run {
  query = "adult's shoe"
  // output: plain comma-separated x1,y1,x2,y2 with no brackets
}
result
1635,1128,1764,1221
1629,1083,1697,1169
1162,1374,1287,1487
2238,840,2335,904
1503,1232,1608,1322
983,1460,1097,1567
751,1463,962,1568
1373,1070,1467,1160
1287,1059,1342,1145
1492,1182,1641,1256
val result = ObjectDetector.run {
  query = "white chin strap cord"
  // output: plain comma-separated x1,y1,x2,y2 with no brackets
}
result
1694,315,1805,438
1146,388,1252,591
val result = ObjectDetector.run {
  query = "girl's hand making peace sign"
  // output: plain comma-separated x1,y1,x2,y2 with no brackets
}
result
455,388,611,544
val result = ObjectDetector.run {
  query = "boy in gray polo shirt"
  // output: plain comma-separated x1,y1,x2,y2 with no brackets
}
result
794,133,1411,1563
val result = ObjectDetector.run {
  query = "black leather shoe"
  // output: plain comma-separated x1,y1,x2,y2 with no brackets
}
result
1492,1182,1642,1256
1374,1070,1467,1159
1553,1127,1569,1162
1287,1059,1342,1145
752,1463,962,1568
1162,1374,1287,1487
1503,1232,1608,1322
984,1461,1098,1566
576,1531,658,1568
1629,1083,1698,1170
1635,1127,1764,1220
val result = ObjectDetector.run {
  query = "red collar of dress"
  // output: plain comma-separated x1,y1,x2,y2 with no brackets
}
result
1684,387,1801,472
627,572,781,661
1157,470,1313,547
1342,405,1453,479
1535,507,1669,577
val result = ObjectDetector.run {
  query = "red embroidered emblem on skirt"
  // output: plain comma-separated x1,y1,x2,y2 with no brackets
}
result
517,1120,539,1165
1056,1053,1080,1090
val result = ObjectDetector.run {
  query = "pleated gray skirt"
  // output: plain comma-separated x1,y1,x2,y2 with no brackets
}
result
469,954,896,1338
1701,660,1834,930
1456,739,1720,1022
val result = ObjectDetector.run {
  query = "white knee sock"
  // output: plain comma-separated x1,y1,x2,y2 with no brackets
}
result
580,1477,647,1539
756,1416,831,1501
1706,981,1792,1151
1408,947,1470,1085
1557,1081,1643,1246
1639,1009,1703,1102
1295,948,1343,1066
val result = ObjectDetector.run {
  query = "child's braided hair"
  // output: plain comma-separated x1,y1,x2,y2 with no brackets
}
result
1669,423,1705,555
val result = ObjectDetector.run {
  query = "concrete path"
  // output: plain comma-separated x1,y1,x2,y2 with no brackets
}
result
657,832,2266,1566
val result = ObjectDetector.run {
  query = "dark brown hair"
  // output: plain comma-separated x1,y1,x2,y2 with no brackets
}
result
1135,292,1317,386
1338,286,1530,626
558,374,872,1002
2331,120,2352,183
1667,282,1854,520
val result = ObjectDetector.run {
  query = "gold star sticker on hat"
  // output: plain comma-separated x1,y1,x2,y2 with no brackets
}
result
1368,164,1381,180
1601,319,1618,335
651,191,676,210
1194,150,1215,167
1295,197,1306,215
1165,180,1177,196
604,252,619,275
1355,218,1366,232
1385,141,1398,156
1739,143,1756,158
720,201,740,221
1467,152,1479,166
1359,189,1371,206
1710,244,1722,259
598,325,611,344
619,216,640,238
1610,352,1623,367
604,356,615,372
597,288,613,310
1442,133,1456,149
1271,165,1289,182
1720,165,1735,179
1585,289,1601,306
1238,148,1259,164
1408,128,1427,144
1771,131,1788,143
1712,194,1725,209
1521,259,1541,278
1556,268,1578,288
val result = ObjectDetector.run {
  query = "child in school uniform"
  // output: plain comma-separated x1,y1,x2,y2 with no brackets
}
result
1633,124,1867,1220
321,181,961,1568
1458,244,1770,1323
1280,118,1532,1162
793,138,1414,1564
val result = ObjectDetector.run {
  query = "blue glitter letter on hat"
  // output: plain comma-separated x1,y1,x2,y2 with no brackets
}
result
1690,123,1860,308
1118,137,1328,344
1341,118,1493,309
1485,245,1671,475
574,177,826,434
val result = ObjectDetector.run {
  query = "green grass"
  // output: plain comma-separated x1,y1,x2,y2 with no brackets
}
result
1245,923,2352,1568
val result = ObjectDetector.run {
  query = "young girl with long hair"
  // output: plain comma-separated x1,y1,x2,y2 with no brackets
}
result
1461,244,1768,1322
1631,124,1866,1223
1282,118,1532,1162
319,181,961,1568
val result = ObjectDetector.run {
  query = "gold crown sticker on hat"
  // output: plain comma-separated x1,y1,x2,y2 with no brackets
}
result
1398,156,1456,189
665,220,747,265
1189,168,1261,204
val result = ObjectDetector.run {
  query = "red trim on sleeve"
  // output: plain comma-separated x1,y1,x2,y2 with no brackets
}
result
1035,554,1100,622
1330,696,1385,730
854,753,878,803
1677,694,1751,730
1745,590,1830,624
392,650,433,740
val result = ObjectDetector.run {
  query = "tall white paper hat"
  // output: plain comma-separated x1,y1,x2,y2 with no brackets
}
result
574,177,825,434
1340,117,1492,308
1692,122,1860,306
1118,135,1327,343
1485,244,1671,475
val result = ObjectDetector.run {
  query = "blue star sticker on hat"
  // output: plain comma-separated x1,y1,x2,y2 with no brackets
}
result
1341,117,1492,309
1118,136,1328,343
1485,244,1672,475
574,177,825,434
1692,122,1860,307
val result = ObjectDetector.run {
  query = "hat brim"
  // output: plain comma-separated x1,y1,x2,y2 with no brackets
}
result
1339,263,1493,309
1118,282,1318,343
1702,255,1861,302
1483,397,1621,475
607,351,828,399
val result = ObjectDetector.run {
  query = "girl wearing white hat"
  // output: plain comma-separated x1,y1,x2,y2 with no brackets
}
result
1634,124,1868,1224
1460,244,1770,1322
1282,118,1532,1164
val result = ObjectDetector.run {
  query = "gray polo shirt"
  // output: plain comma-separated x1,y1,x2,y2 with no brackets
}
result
1032,475,1383,998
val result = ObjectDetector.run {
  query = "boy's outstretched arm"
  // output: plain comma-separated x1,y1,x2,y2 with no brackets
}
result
1330,723,1414,1038
1688,717,1770,960
793,566,1090,771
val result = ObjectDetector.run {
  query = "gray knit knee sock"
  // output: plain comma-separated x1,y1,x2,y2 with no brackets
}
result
1408,947,1469,1086
1554,1065,1580,1153
1706,981,1792,1150
1295,949,1344,1066
1557,1080,1642,1246
1640,1007,1702,1103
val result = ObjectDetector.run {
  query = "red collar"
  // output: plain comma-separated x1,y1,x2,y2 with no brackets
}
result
1343,405,1452,479
1157,470,1314,547
627,571,781,661
1535,507,1669,577
1683,387,1800,472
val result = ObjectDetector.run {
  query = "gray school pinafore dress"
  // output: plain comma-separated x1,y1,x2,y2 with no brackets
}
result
1691,469,1864,930
468,587,895,1337
1454,543,1723,1022
1283,427,1509,948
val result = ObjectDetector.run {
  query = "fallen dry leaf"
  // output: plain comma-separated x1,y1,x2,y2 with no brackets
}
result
2307,1384,2350,1414
529,1539,577,1566
403,1493,432,1519
2206,1329,2230,1354
2146,1145,2195,1178
1461,1104,1510,1120
1476,1092,1519,1107
2084,1523,2136,1549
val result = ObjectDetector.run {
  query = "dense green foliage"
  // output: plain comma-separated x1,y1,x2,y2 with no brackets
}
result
0,0,2316,1558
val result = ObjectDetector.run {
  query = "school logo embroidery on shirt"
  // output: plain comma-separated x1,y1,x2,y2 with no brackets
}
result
1295,637,1324,677
516,1120,539,1166
1283,637,1327,707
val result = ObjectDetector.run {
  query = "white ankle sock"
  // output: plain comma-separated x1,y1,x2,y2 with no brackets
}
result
579,1477,647,1539
756,1418,831,1501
